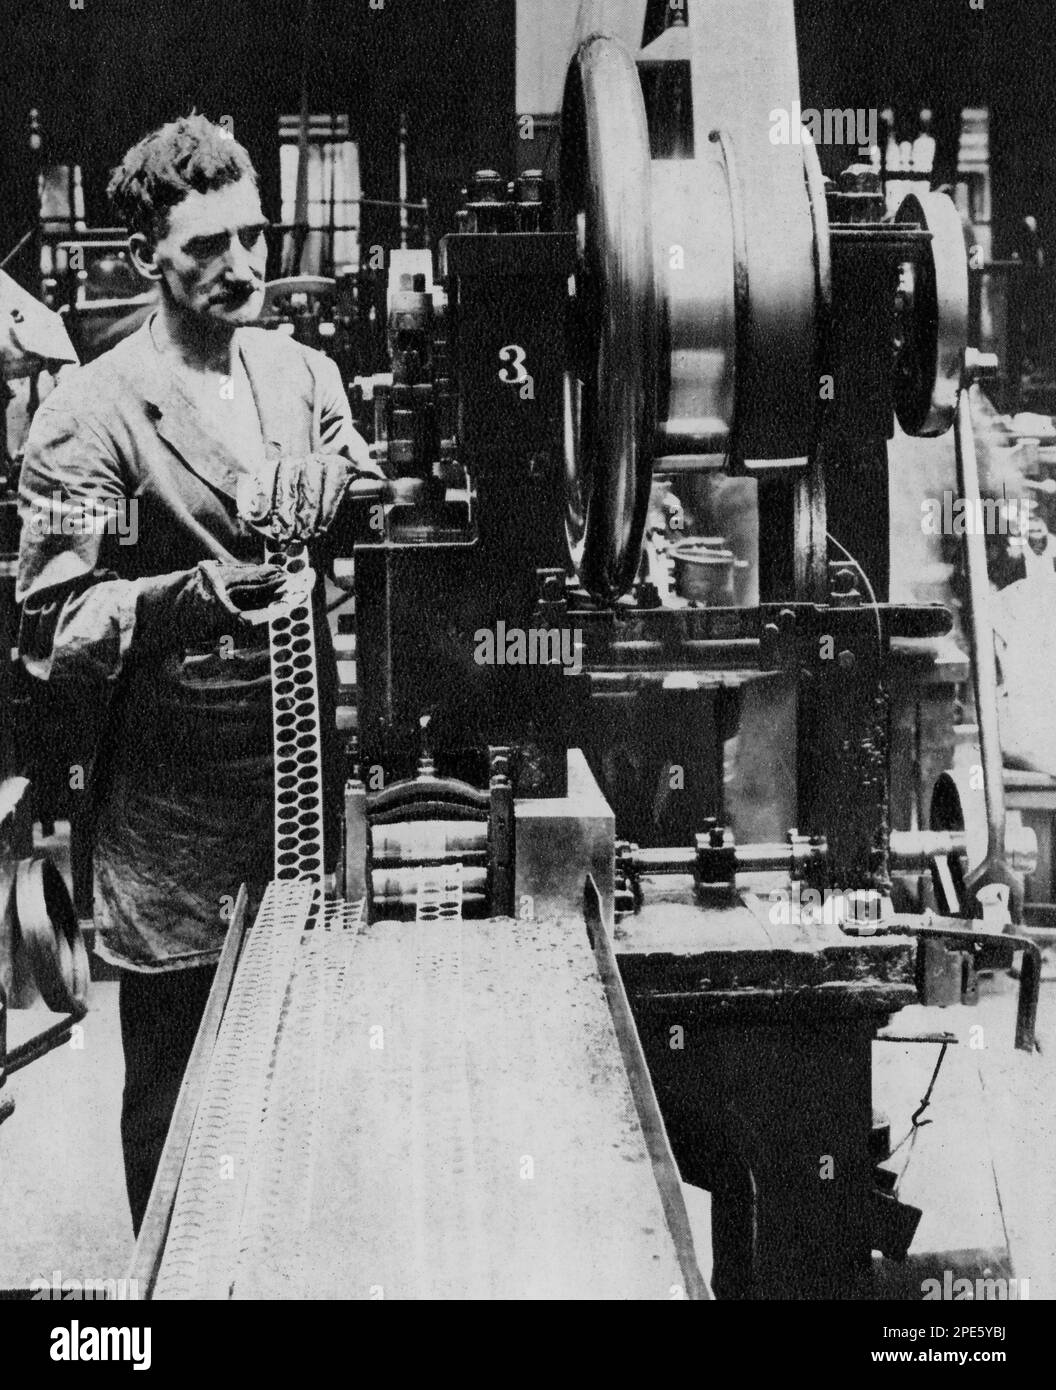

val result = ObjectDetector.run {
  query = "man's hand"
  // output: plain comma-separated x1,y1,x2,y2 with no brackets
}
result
238,453,386,544
136,560,286,651
202,561,288,615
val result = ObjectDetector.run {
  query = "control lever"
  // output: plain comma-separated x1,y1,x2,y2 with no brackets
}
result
346,475,426,506
852,916,1042,1053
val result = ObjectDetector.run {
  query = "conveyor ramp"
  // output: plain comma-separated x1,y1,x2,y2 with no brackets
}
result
134,881,706,1300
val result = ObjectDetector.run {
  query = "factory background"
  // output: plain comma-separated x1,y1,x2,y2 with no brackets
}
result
2,0,1055,282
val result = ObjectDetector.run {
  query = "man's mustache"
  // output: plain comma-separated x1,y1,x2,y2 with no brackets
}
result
212,281,262,304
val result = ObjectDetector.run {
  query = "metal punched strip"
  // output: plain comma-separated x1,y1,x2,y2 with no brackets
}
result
267,540,327,884
319,896,366,931
231,940,329,1297
415,860,464,922
231,898,365,1298
232,935,328,1298
152,878,316,1300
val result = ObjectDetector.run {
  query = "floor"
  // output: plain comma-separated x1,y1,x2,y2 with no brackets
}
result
2,980,131,1295
870,977,1056,1299
2,829,1053,1298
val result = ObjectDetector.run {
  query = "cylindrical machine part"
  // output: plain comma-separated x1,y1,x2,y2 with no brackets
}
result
560,35,658,599
649,154,735,460
893,191,969,438
625,839,826,876
558,5,824,600
888,829,967,873
372,856,486,900
398,112,409,249
628,819,1036,884
371,866,488,899
372,822,488,865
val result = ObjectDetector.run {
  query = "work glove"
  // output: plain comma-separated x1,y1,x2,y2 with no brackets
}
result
135,560,286,652
237,452,386,545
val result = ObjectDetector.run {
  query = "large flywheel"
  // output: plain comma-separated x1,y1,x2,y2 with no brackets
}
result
559,1,825,601
560,36,658,601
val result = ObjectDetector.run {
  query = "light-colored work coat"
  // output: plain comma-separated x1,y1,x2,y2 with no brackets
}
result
17,317,367,970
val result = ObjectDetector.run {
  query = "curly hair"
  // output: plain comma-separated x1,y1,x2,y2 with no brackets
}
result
107,114,258,240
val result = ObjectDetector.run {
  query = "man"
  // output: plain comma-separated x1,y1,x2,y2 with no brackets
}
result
16,115,380,1233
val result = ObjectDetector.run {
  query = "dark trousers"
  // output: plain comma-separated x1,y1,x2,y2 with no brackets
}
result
119,964,216,1236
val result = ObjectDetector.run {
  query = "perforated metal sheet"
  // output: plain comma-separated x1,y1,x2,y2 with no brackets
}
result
267,541,326,882
152,911,693,1300
152,887,363,1300
232,896,365,1299
414,861,464,922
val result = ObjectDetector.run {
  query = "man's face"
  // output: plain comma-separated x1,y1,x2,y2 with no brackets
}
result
136,178,268,331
